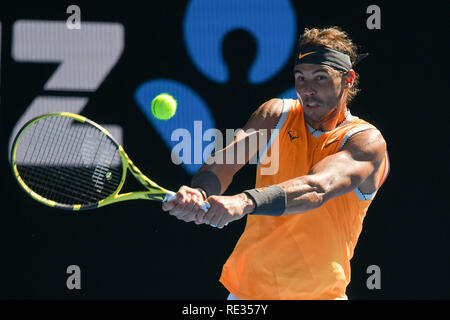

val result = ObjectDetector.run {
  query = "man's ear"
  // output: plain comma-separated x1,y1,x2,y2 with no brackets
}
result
344,70,356,88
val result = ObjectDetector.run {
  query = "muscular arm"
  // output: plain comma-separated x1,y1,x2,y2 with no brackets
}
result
198,129,387,227
278,128,387,214
197,98,284,194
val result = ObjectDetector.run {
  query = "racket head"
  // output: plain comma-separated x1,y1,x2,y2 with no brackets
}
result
11,112,128,211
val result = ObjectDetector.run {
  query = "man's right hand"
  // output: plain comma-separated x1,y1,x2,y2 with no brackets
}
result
162,186,208,224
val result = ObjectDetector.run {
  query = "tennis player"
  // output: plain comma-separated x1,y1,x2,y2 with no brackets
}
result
162,27,389,300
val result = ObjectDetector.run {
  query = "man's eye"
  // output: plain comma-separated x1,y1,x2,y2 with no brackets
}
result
296,76,304,81
317,76,326,80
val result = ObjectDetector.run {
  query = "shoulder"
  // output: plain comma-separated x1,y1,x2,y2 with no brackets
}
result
341,128,387,166
253,98,284,118
243,98,285,131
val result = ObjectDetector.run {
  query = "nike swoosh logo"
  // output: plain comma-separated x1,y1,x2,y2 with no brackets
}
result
324,140,339,148
298,51,316,60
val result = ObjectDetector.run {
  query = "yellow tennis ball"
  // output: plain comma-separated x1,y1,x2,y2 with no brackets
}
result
151,93,177,120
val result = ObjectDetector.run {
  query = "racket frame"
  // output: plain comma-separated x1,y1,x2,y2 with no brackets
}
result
11,112,174,211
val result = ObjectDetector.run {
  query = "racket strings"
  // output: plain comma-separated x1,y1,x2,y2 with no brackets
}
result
23,117,94,203
19,165,121,204
34,117,81,203
35,120,121,204
15,116,123,206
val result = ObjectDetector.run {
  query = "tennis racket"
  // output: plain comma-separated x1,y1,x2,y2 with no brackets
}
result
10,112,210,212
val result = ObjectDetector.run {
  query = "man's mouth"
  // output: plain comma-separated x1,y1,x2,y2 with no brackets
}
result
304,101,321,108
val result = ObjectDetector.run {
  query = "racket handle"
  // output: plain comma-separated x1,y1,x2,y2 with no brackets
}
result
200,201,211,213
164,191,177,202
163,191,210,213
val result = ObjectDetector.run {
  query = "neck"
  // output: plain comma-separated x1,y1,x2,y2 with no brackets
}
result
306,104,349,132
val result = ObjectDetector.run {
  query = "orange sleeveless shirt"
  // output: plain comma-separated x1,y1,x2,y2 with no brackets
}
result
220,99,389,300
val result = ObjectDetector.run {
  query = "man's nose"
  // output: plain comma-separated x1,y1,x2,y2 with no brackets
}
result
301,80,316,96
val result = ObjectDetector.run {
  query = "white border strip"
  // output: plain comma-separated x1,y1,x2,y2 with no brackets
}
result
306,111,353,138
257,99,290,166
338,125,375,151
340,125,380,200
356,151,389,200
354,187,378,200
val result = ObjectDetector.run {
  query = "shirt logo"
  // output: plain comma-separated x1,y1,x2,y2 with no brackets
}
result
287,130,299,141
298,51,316,60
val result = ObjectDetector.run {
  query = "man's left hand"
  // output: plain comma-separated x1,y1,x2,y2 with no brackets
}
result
200,193,255,228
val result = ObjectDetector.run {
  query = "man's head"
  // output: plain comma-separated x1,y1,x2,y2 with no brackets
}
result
293,27,361,123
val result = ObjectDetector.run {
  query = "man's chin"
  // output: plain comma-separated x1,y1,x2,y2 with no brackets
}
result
303,109,325,124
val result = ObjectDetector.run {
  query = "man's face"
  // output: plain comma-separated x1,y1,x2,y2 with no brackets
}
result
293,63,346,123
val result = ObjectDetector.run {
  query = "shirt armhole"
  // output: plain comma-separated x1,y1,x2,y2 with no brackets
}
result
256,99,291,166
338,125,379,201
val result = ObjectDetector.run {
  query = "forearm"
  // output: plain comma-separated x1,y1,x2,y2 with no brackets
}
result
191,157,246,198
192,132,258,196
242,175,326,216
196,129,265,194
278,175,325,215
197,163,236,195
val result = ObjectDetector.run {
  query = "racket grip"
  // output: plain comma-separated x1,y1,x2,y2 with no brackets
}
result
163,191,210,213
200,201,210,213
164,191,177,202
